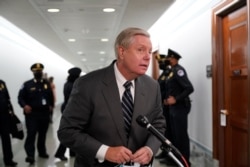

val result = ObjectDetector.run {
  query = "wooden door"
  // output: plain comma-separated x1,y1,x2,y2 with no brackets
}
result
212,1,249,167
223,6,248,167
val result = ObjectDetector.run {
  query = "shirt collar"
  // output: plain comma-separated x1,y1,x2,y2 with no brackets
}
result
114,63,134,88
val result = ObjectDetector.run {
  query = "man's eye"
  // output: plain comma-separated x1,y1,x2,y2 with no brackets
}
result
138,48,144,52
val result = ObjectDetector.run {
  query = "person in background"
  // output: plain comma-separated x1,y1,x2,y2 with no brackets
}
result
54,67,82,161
18,63,54,165
43,72,48,81
48,76,56,123
162,49,194,166
0,79,18,167
154,54,173,161
57,27,166,167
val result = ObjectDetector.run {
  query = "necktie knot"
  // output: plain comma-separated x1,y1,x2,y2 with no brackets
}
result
124,81,132,90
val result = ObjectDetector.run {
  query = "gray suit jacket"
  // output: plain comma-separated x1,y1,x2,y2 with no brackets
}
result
58,61,166,167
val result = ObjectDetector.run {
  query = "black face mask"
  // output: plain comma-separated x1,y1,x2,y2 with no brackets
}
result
165,60,171,66
34,72,43,80
159,59,171,70
159,63,166,70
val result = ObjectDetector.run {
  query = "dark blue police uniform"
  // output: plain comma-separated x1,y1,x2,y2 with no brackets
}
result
18,63,54,164
164,49,194,166
156,54,172,141
155,54,173,160
0,80,18,166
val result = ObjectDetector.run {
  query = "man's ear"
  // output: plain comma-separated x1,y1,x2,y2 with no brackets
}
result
118,46,125,59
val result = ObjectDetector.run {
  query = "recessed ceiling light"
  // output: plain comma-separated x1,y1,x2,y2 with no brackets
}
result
68,38,76,42
99,51,106,54
47,8,60,13
81,58,87,62
77,51,84,55
101,38,109,42
103,8,115,12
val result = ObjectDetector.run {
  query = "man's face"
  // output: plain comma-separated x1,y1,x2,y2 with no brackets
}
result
167,57,178,66
118,35,152,79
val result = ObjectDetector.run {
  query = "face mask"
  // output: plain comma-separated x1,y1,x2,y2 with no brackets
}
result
34,72,43,79
165,60,171,66
159,63,166,70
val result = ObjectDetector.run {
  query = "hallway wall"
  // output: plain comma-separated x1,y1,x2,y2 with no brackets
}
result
149,0,222,154
0,16,75,121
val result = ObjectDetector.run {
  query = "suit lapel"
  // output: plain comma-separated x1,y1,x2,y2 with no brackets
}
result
101,62,127,145
132,77,147,125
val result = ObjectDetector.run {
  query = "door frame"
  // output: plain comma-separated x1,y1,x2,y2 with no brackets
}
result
212,0,249,166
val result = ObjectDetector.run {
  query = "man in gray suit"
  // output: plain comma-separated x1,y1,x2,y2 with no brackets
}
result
58,27,166,167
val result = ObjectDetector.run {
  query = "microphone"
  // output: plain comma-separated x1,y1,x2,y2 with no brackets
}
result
136,115,172,147
136,115,188,167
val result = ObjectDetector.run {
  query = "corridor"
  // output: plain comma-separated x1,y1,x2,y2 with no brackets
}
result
0,105,213,167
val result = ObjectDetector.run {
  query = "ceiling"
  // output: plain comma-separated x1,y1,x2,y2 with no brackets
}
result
0,0,174,73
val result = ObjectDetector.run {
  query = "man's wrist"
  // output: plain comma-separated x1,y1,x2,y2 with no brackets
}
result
96,144,109,163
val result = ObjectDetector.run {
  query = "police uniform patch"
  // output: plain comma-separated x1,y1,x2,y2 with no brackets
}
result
177,69,184,76
168,72,173,79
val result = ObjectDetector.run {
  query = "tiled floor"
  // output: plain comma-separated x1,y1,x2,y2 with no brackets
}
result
0,106,212,167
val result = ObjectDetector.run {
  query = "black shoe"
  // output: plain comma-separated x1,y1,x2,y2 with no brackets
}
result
55,155,68,161
155,152,167,159
5,161,18,167
39,153,49,158
25,157,35,164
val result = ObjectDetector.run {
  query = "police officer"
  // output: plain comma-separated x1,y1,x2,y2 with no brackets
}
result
154,54,172,160
18,63,54,164
163,49,194,166
155,54,172,101
54,67,81,161
0,80,18,167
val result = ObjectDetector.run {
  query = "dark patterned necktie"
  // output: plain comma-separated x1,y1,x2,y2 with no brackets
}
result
122,81,134,137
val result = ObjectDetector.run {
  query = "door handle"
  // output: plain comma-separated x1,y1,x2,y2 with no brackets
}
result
220,109,229,115
232,69,241,76
220,109,228,127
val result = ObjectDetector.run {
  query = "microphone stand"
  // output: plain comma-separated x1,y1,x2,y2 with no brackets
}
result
135,115,189,167
161,145,184,167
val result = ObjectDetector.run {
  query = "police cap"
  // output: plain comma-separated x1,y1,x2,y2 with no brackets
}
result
30,63,44,72
155,54,167,61
68,67,82,76
166,49,182,60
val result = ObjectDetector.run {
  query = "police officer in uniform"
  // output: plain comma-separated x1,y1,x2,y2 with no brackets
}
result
154,54,172,160
0,80,18,167
155,54,171,102
18,63,54,164
163,49,194,166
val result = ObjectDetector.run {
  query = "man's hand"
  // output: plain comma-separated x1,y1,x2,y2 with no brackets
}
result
164,96,176,105
105,146,132,164
131,146,153,165
23,105,32,114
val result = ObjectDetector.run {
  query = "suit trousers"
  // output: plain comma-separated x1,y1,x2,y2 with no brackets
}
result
169,102,191,164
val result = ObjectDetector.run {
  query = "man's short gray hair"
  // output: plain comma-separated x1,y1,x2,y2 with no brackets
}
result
114,27,150,58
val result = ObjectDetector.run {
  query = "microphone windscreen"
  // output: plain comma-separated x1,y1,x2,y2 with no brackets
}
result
136,115,149,127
